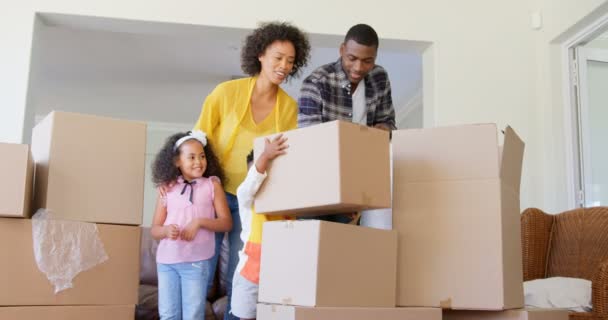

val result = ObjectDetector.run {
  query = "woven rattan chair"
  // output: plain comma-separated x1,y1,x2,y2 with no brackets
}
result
521,207,608,320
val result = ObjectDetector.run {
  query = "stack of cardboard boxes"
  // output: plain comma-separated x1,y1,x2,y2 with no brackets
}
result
252,121,441,319
0,111,146,320
253,121,569,320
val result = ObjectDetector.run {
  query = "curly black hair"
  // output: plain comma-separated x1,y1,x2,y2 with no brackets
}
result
241,21,311,79
152,132,225,186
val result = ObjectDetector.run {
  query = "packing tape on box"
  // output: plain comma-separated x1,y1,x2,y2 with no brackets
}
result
439,298,452,309
31,208,109,293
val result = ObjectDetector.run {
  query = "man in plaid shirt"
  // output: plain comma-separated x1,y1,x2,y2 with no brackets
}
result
298,24,396,131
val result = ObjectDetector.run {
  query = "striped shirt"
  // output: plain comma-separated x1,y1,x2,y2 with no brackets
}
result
298,59,396,129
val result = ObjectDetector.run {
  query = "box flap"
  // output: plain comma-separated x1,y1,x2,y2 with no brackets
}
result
392,124,500,183
500,182,524,309
499,126,525,193
31,111,56,213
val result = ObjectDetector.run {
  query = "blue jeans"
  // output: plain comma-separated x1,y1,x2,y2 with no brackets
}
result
157,260,211,320
206,192,242,320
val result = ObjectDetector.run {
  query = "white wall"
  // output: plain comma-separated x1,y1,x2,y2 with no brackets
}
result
2,0,608,212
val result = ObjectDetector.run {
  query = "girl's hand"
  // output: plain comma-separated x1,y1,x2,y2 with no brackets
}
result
262,134,288,160
256,134,288,173
180,220,200,241
164,224,180,240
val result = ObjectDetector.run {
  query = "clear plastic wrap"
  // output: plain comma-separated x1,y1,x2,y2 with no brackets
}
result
32,209,108,293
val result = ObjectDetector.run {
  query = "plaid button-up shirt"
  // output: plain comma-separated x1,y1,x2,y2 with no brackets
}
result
297,59,396,129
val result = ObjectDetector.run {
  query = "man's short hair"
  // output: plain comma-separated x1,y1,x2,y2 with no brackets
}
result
344,24,379,48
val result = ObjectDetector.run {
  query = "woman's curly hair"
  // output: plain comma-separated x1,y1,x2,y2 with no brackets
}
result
152,132,225,186
241,21,311,79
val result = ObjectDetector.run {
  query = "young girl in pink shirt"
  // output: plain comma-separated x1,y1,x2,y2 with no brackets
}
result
151,130,232,320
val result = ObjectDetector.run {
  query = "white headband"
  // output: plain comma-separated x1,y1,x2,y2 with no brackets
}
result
174,130,208,151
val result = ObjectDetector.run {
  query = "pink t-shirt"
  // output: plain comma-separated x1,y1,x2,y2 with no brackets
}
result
156,176,217,264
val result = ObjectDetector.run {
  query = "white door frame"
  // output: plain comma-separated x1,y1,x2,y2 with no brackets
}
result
560,8,608,208
576,48,608,206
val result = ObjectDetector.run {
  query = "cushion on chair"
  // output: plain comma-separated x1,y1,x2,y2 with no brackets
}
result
524,277,592,312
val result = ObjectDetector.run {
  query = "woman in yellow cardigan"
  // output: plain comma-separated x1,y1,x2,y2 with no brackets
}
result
193,22,310,320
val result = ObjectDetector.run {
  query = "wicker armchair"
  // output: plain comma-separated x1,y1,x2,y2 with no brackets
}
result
521,207,608,320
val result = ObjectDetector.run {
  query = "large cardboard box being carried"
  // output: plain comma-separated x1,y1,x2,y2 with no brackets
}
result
259,220,397,307
258,304,441,320
0,143,33,218
444,309,569,320
31,111,146,225
0,218,141,305
253,120,390,216
393,124,525,310
0,305,134,320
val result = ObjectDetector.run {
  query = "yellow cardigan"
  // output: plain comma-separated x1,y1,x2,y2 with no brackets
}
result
193,76,297,194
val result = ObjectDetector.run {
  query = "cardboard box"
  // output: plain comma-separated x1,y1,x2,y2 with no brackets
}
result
392,124,525,310
253,120,390,216
259,220,397,307
258,304,441,320
444,309,569,320
31,111,146,225
0,305,134,320
0,218,141,305
0,143,34,218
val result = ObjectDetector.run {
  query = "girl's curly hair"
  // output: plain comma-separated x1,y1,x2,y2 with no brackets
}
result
152,132,225,186
241,22,311,79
